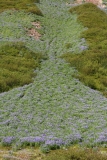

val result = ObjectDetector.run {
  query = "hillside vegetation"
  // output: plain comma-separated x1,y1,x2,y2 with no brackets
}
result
0,0,43,15
0,0,44,92
0,42,44,92
44,147,107,160
1,0,107,160
62,3,107,97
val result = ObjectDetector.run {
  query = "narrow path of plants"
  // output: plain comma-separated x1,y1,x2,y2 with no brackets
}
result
0,0,107,152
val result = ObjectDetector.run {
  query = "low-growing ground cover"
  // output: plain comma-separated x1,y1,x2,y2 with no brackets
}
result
1,146,107,160
0,42,43,92
0,5,47,92
62,3,107,97
44,146,107,160
1,0,107,159
0,0,43,16
0,9,43,44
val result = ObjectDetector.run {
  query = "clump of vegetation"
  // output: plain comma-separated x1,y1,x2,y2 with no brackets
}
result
0,42,44,92
0,0,43,15
62,3,107,97
44,147,107,160
1,146,107,160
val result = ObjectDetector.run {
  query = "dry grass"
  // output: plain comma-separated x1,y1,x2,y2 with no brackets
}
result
1,146,107,160
0,147,45,160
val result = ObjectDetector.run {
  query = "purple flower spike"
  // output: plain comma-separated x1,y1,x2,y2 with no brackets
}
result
80,45,88,51
20,136,45,143
45,139,64,146
3,136,15,144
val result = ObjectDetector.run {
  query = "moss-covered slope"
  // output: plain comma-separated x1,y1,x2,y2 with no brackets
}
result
62,3,107,97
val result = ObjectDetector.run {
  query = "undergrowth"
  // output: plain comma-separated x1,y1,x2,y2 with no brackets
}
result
0,42,44,92
62,3,107,97
44,147,107,160
1,146,107,160
0,0,43,16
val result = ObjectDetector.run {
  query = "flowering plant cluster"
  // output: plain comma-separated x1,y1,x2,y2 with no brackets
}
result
0,0,107,151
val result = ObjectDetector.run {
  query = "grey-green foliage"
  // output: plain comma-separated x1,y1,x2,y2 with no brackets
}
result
0,10,38,43
0,0,107,150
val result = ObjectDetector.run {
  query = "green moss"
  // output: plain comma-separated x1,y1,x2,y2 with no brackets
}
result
0,42,44,92
44,147,107,160
62,3,107,97
0,0,43,15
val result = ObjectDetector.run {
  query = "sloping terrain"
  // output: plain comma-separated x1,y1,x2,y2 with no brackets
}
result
1,0,107,159
62,3,107,97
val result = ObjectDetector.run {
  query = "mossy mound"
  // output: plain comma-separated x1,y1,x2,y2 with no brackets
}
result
0,42,44,92
0,0,43,16
44,147,107,160
62,3,107,97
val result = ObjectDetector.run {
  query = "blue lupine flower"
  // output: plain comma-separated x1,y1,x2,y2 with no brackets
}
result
3,137,15,144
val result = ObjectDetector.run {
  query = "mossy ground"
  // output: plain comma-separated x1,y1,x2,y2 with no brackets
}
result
0,42,44,92
0,0,43,15
62,3,107,97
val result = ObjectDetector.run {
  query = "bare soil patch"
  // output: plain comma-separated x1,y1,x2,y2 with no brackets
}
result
32,22,41,29
66,0,106,8
26,22,41,40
